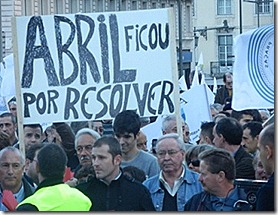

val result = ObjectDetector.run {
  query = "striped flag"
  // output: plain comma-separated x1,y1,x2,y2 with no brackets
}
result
232,25,274,111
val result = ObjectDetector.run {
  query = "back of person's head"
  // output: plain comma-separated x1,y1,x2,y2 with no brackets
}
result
53,122,75,152
93,136,122,159
113,110,141,136
215,117,243,145
199,147,235,181
26,143,45,161
185,144,215,165
37,144,67,179
122,166,146,183
74,128,101,148
200,121,215,142
0,131,11,150
70,121,89,134
242,121,263,138
259,123,274,147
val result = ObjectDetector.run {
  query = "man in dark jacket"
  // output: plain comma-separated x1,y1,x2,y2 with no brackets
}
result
184,148,251,211
214,72,233,105
213,117,255,179
256,123,274,211
76,136,155,211
0,147,35,211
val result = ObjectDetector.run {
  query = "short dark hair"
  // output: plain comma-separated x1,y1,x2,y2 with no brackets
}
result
199,148,235,180
37,144,67,179
215,117,243,145
122,166,146,183
0,112,17,124
231,109,263,123
113,110,141,136
26,143,45,161
242,121,263,138
93,136,122,160
200,121,215,142
23,124,43,134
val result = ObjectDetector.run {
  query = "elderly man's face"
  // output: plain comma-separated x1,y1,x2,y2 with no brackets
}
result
76,134,97,166
0,150,24,193
156,138,185,173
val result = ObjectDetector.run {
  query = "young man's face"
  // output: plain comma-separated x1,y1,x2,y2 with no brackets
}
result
24,126,42,150
92,144,121,184
114,132,138,155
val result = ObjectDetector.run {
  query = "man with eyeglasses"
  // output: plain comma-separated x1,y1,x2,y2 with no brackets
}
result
214,72,233,105
143,133,202,211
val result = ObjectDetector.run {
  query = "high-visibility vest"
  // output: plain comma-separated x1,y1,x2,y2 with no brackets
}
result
17,184,92,211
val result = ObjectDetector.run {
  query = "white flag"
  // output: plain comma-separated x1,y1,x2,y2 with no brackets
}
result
191,66,200,88
213,77,217,94
232,25,274,111
197,52,204,72
180,84,212,144
200,72,206,85
178,75,188,91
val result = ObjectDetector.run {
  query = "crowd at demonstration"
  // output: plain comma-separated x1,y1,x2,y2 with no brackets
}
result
0,72,274,211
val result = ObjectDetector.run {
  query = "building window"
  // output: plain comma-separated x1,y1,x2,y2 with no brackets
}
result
131,1,137,10
121,0,126,10
83,0,93,12
218,35,233,66
255,0,272,14
70,0,79,13
39,0,50,15
151,2,156,9
109,0,116,11
24,0,33,15
55,0,64,14
142,1,147,9
217,0,232,15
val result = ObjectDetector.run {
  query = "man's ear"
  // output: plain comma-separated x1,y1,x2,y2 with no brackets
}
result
265,145,273,159
114,154,122,166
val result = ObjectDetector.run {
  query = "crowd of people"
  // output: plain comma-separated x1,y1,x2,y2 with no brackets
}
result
0,72,274,211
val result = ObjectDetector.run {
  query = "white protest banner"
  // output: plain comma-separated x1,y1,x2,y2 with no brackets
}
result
180,84,212,144
12,9,179,124
232,24,274,111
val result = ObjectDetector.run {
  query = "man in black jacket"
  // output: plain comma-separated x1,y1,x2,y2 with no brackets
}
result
214,72,233,105
212,117,255,179
256,123,274,211
76,136,155,211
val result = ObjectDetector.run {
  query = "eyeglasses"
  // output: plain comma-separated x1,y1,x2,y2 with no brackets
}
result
156,149,182,158
76,145,93,153
187,159,200,167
